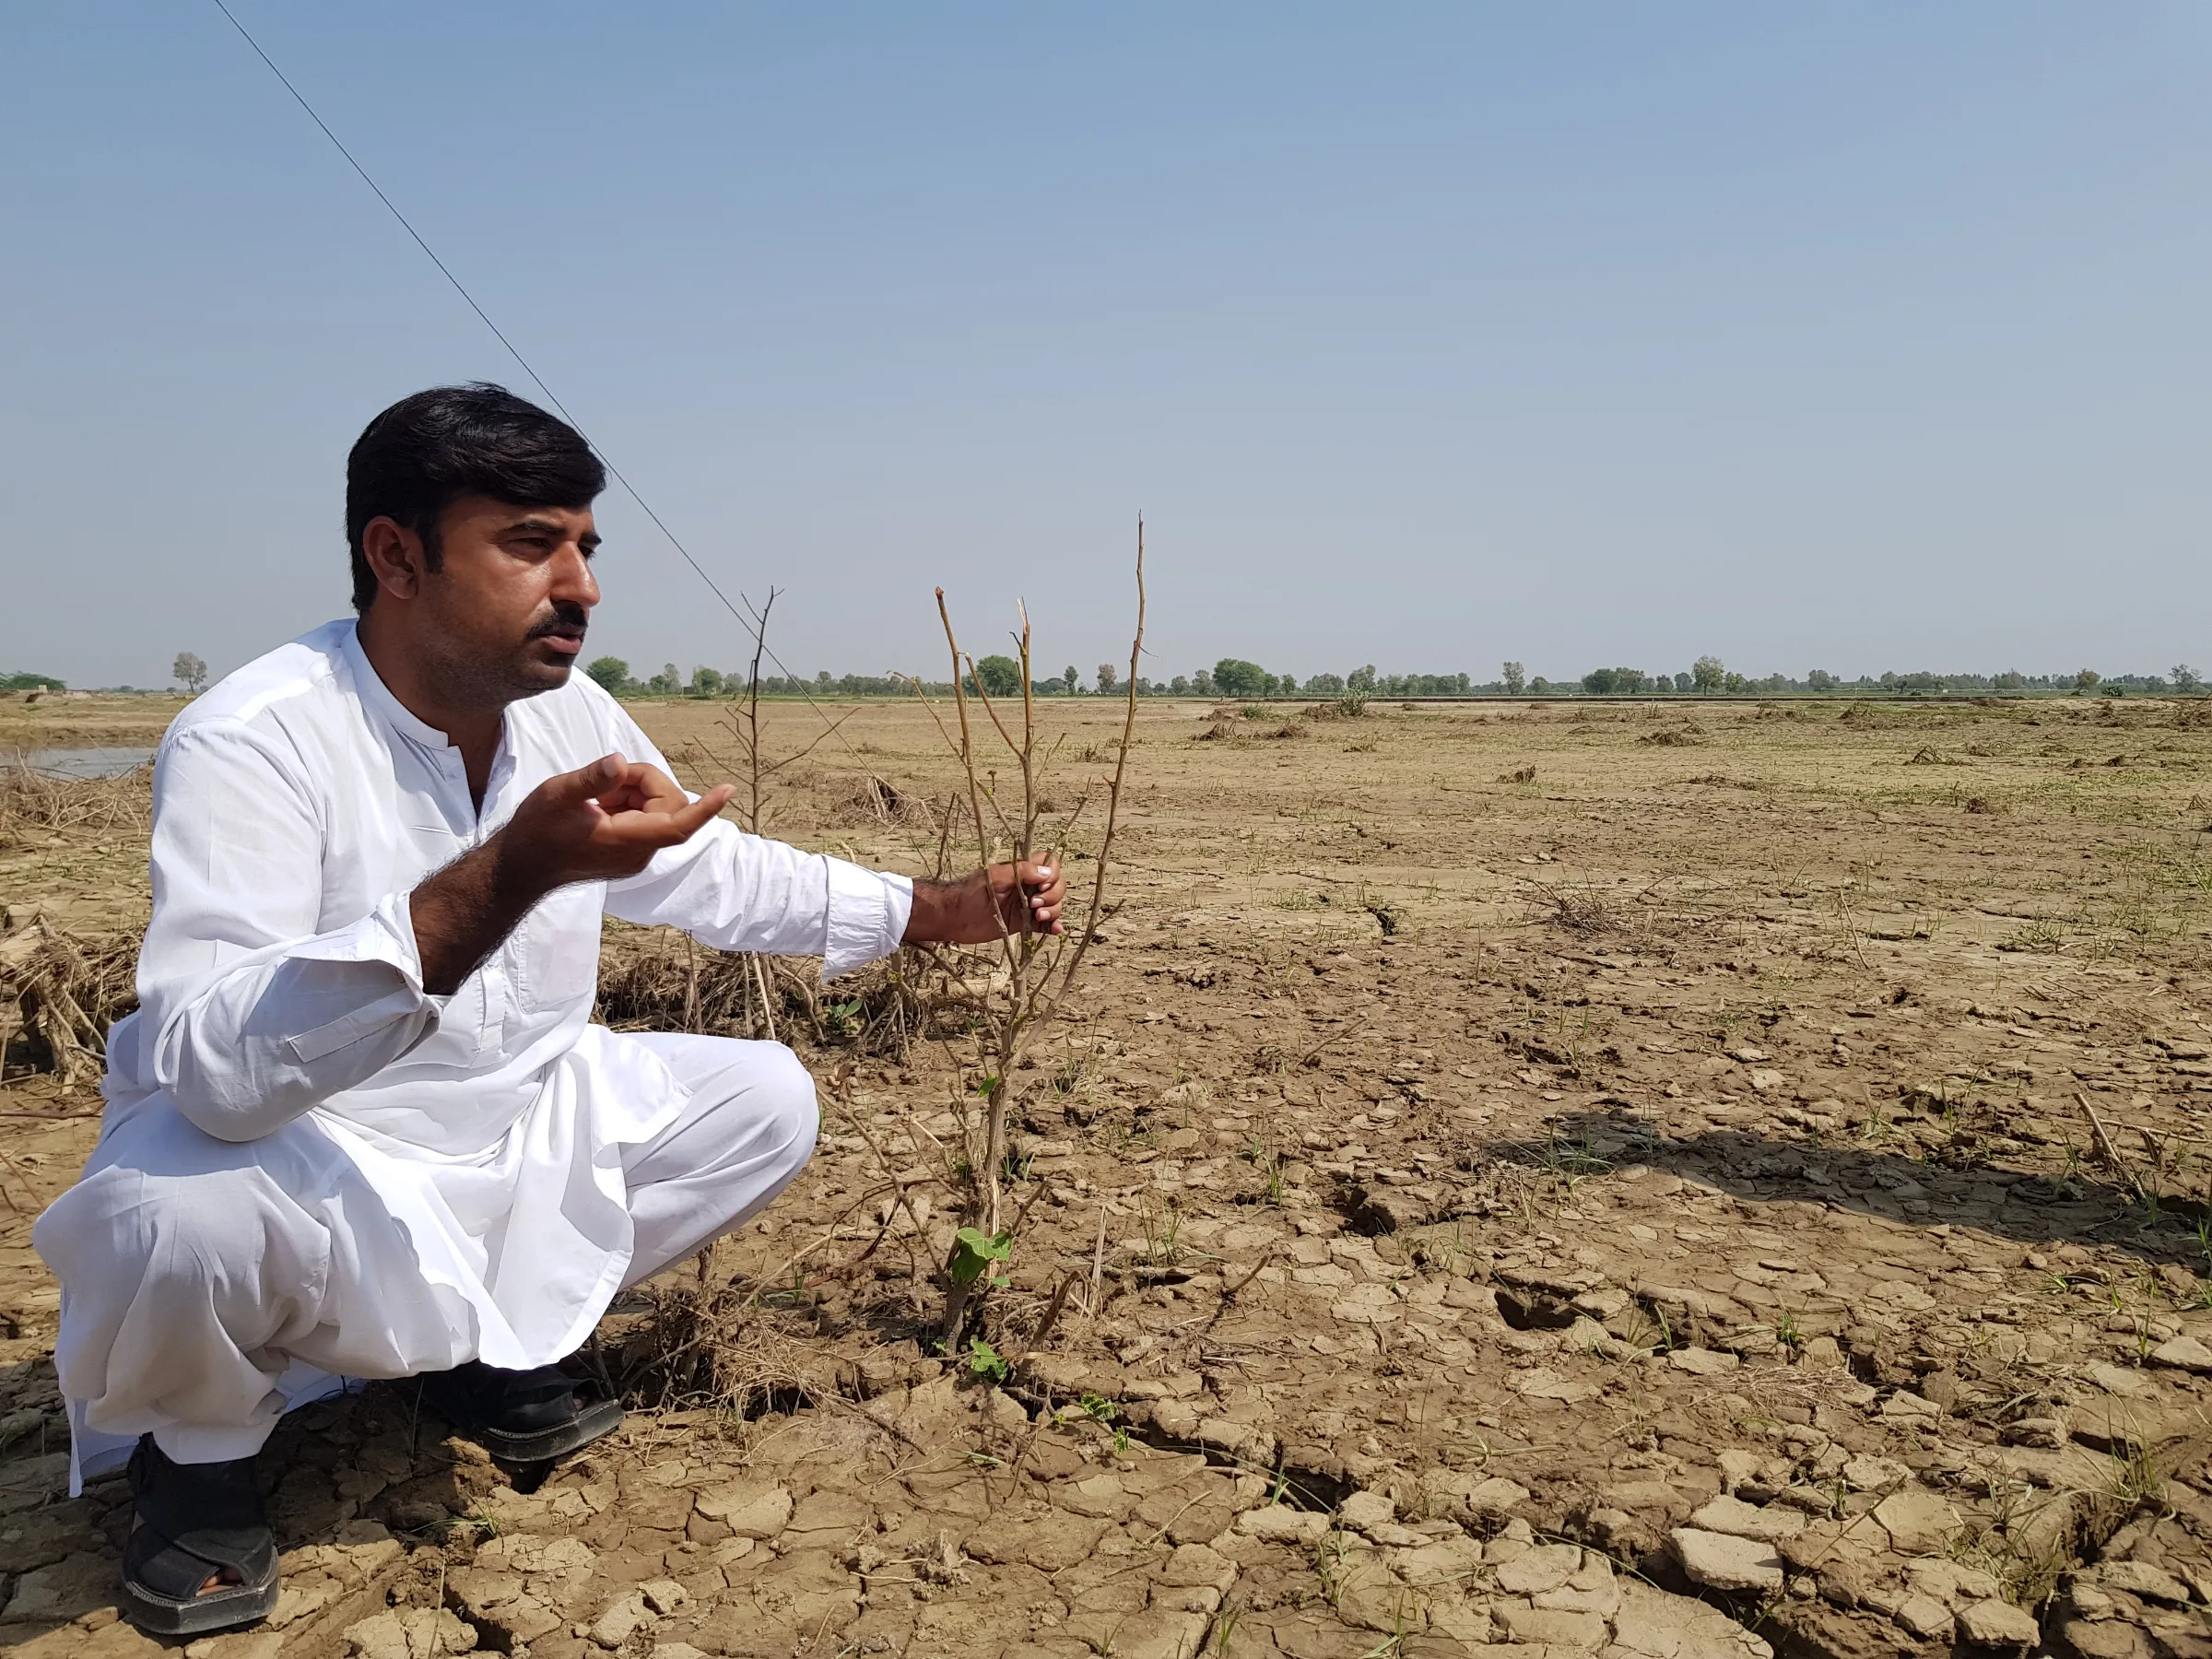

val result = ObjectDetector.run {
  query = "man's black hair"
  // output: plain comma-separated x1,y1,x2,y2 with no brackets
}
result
346,383,606,612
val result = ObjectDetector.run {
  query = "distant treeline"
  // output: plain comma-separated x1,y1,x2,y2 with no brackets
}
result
583,654,2209,701
18,654,2198,701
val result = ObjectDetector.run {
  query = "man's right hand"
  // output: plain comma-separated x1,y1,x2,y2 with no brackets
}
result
500,754,736,893
414,754,735,995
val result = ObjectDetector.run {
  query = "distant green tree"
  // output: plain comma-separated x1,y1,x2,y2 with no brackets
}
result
1212,659,1270,698
1672,672,1692,692
1063,665,1079,694
1724,672,1747,692
689,666,725,698
585,656,631,694
1170,675,1192,695
1691,655,1725,693
1582,667,1618,695
1,671,65,692
1191,667,1216,696
172,652,208,695
646,663,682,696
1305,672,1346,695
1097,662,1117,695
2174,665,2202,693
1347,665,1377,693
973,654,1022,697
1501,662,1525,696
1805,669,1837,691
1993,670,2027,691
2075,668,2101,690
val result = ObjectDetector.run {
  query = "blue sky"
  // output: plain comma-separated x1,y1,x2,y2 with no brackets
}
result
4,5,2208,690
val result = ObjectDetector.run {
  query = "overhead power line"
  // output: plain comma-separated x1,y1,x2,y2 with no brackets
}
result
206,0,855,712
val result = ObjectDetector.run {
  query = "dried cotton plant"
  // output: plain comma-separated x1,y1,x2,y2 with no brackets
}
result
907,523,1147,1350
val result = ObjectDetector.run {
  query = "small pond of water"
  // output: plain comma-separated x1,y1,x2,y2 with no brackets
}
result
17,747,158,780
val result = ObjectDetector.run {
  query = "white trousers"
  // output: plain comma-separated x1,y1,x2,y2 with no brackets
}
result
37,1034,816,1469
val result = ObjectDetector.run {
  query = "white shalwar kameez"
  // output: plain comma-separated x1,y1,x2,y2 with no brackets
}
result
32,621,912,1488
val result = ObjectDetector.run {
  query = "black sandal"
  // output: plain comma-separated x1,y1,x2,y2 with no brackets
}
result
120,1436,279,1636
417,1359,623,1465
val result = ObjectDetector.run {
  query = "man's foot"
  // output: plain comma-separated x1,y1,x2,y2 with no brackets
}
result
416,1359,624,1465
120,1436,279,1636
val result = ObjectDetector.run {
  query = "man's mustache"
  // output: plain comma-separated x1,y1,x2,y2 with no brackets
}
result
529,604,591,640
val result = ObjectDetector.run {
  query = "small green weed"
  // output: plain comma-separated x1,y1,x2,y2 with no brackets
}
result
949,1227,1013,1290
967,1337,1011,1383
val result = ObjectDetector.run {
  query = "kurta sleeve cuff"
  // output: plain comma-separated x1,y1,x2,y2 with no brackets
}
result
279,891,444,1051
823,863,913,981
288,892,427,984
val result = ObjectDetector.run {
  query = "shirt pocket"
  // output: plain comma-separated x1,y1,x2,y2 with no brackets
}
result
517,883,606,1013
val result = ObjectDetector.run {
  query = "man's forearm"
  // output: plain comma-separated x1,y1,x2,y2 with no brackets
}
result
411,830,554,995
901,876,979,945
901,862,1065,945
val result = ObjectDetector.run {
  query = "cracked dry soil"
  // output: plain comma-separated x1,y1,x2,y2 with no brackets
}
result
3,692,2211,1659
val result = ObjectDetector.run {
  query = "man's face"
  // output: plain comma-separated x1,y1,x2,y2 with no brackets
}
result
384,494,602,706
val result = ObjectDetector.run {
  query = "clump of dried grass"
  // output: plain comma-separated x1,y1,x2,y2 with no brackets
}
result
606,1277,833,1415
1639,727,1703,747
1304,695,1371,721
0,914,141,1088
1533,881,1625,936
825,773,938,830
0,760,152,851
594,930,962,1059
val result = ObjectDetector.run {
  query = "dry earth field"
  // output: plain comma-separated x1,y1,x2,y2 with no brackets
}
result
4,691,2212,1659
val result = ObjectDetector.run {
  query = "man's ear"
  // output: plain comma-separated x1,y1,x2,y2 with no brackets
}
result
360,517,429,604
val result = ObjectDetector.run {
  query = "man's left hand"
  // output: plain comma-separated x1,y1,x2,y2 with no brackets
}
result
904,860,1069,945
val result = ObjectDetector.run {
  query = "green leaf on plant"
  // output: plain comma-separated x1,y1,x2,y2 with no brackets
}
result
948,1226,1013,1287
968,1337,1011,1382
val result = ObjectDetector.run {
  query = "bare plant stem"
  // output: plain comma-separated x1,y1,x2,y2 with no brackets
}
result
922,519,1147,1352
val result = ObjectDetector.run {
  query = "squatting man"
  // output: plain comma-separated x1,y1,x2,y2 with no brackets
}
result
32,385,1067,1636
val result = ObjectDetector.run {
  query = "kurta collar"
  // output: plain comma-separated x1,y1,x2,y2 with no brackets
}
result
338,621,459,752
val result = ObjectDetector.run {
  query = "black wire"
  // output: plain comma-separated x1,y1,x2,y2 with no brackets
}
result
206,0,760,634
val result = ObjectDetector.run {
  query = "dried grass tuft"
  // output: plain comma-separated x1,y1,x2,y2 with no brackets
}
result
594,931,961,1059
0,914,141,1087
1303,696,1371,721
825,773,939,830
0,760,153,851
606,1275,833,1415
1529,877,1627,937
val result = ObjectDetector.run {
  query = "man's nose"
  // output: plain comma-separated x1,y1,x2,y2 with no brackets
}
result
552,545,600,609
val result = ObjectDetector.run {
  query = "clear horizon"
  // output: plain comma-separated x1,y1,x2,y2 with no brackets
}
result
6,6,2208,691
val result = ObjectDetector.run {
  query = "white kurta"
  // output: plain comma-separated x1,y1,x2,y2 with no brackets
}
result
34,620,911,1482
